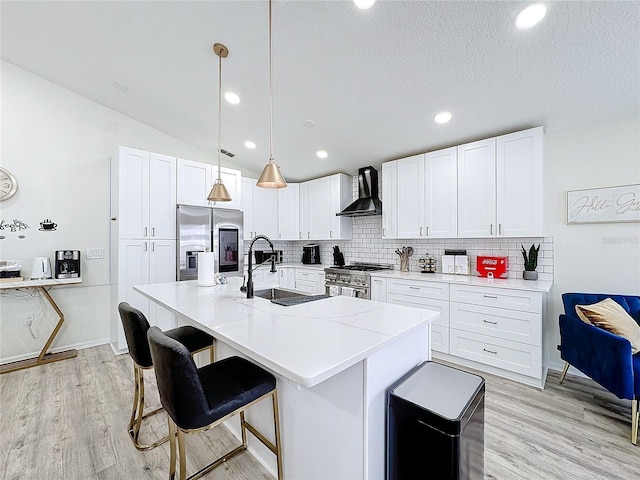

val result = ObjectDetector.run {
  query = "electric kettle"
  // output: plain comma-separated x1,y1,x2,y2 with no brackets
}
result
30,257,52,280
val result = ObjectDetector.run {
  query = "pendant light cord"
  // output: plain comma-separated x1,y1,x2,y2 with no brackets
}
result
217,50,222,181
269,0,274,163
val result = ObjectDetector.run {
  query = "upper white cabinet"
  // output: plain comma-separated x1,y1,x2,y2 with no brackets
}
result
425,147,457,238
177,158,211,207
112,146,176,240
300,174,352,240
177,158,242,210
458,126,543,238
241,177,283,240
457,138,497,238
252,181,278,239
396,154,425,238
277,183,300,240
388,147,457,239
496,127,543,237
381,161,397,239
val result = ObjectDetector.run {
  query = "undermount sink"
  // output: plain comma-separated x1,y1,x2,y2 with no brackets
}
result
254,288,307,300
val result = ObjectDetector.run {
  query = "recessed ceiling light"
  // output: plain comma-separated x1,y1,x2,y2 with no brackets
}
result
302,119,316,128
224,91,240,104
244,141,256,149
434,112,452,124
316,150,328,159
515,4,547,29
354,0,376,10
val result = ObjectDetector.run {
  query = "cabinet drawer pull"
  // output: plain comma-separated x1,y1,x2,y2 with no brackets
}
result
409,286,420,290
498,223,502,235
330,230,333,238
144,242,148,252
419,226,423,236
382,228,386,236
483,294,498,299
151,242,155,252
483,348,497,355
144,227,148,237
490,224,493,235
483,319,498,325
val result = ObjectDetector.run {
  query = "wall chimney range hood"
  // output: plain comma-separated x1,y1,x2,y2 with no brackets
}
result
337,166,382,217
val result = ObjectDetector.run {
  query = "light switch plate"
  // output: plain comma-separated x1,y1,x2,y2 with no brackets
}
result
86,248,104,259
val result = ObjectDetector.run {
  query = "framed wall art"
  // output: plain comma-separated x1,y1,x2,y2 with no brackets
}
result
566,184,640,224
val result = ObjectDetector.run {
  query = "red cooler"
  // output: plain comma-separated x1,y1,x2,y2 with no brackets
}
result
476,256,508,278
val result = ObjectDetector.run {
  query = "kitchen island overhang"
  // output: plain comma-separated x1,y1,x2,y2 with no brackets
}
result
134,279,438,479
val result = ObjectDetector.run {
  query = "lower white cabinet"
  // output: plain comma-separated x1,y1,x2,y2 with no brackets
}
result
369,275,546,387
110,239,177,352
449,284,543,386
385,278,450,354
294,268,326,294
371,277,387,302
278,267,295,290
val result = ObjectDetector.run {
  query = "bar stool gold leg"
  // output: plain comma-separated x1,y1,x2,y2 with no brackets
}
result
178,428,187,480
169,419,177,480
127,363,168,450
272,391,283,480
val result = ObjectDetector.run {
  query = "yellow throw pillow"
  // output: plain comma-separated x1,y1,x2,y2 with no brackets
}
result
575,298,640,354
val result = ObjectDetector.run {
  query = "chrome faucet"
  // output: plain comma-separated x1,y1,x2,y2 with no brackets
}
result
241,235,277,299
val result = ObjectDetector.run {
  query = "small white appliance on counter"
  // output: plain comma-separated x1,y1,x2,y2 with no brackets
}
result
30,257,52,280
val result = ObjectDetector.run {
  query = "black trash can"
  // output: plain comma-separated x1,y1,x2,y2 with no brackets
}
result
387,361,485,480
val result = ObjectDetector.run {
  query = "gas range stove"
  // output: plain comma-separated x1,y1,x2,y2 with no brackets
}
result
324,263,393,299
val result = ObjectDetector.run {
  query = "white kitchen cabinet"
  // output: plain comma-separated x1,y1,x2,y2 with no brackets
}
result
496,127,543,237
299,182,309,240
385,278,450,354
370,277,387,302
458,126,543,238
241,176,254,240
302,174,353,240
457,138,497,238
277,183,300,240
278,267,295,290
251,183,278,239
177,158,211,207
449,284,543,386
112,147,176,240
381,161,397,239
111,238,177,352
396,154,425,238
389,147,457,239
425,147,457,238
177,158,242,210
294,268,325,294
241,177,277,239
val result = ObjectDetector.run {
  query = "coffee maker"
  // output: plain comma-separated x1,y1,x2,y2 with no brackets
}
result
302,244,321,264
55,250,81,278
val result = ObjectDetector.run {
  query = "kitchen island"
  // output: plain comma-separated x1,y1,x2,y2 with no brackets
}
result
134,278,438,480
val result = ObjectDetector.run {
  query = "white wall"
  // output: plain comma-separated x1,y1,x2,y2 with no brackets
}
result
544,117,640,371
0,61,229,362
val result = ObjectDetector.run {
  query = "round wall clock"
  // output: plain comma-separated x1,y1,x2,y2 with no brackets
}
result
1,168,18,201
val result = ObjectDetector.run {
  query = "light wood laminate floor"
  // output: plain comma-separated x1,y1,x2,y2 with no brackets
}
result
1,345,638,479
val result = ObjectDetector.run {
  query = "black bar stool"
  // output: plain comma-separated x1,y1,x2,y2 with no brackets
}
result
147,326,283,480
118,302,215,451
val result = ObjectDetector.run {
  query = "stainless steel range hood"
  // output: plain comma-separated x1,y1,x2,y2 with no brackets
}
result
336,166,382,217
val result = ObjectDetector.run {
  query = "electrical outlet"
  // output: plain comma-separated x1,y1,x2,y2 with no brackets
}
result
86,248,104,259
24,314,34,326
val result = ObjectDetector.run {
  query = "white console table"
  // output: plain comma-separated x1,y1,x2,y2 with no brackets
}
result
0,277,82,374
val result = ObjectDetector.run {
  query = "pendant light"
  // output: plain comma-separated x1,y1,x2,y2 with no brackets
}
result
207,43,232,202
257,0,287,189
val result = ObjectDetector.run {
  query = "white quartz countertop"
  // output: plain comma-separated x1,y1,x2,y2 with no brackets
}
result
134,279,438,387
0,277,82,290
369,269,553,293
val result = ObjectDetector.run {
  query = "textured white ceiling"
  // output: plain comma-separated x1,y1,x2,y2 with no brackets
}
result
2,1,639,182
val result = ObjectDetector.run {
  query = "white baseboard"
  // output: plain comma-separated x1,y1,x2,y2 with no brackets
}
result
0,338,110,365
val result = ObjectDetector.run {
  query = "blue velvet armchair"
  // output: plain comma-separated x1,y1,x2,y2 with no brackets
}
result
558,293,640,445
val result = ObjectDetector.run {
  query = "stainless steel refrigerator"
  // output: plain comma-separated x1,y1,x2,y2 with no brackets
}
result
176,205,244,280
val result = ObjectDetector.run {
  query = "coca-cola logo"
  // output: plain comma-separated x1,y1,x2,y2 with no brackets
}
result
481,259,498,265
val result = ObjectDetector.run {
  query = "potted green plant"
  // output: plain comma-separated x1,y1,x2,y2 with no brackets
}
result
521,244,540,280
